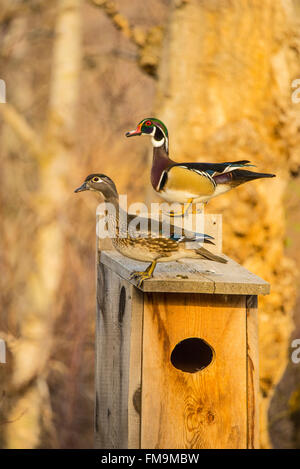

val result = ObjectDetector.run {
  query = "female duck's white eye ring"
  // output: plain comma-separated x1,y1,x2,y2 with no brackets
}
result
92,177,100,182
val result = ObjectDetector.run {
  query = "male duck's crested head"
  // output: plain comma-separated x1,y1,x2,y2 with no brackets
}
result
126,118,169,153
74,173,118,200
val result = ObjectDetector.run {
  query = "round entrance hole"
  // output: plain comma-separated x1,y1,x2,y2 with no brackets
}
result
170,337,214,373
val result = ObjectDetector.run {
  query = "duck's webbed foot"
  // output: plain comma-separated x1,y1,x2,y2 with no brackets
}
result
129,270,152,288
129,260,157,288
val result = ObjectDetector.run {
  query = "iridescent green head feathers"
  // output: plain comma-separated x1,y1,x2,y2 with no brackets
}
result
126,118,169,153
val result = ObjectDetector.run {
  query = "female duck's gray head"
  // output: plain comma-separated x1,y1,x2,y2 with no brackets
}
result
74,174,118,200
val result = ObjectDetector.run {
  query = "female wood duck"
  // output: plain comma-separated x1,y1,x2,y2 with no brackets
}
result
75,174,227,287
126,118,276,215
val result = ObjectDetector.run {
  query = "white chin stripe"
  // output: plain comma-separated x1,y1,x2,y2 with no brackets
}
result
151,136,165,147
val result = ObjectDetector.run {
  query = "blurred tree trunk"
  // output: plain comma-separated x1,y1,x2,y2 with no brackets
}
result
1,0,82,448
154,0,300,448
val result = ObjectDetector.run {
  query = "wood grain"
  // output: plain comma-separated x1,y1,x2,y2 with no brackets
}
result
246,295,259,449
95,264,143,448
141,293,247,449
96,212,113,252
127,287,144,449
100,250,270,295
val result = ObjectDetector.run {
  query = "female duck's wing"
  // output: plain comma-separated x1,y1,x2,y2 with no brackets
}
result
127,214,214,245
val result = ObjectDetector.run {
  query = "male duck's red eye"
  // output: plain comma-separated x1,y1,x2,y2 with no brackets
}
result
145,121,152,126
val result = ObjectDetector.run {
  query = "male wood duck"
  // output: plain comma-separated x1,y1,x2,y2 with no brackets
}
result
126,118,276,215
75,174,227,287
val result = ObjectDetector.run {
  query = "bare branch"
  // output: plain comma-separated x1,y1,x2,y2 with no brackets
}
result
89,0,146,46
0,103,43,159
88,0,164,77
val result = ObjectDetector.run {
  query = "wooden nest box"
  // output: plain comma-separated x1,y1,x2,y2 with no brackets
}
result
95,214,269,449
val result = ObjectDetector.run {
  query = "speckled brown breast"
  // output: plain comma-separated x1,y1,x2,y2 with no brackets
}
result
109,212,179,261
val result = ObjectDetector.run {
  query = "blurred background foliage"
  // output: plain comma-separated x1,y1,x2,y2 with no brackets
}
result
0,0,299,449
